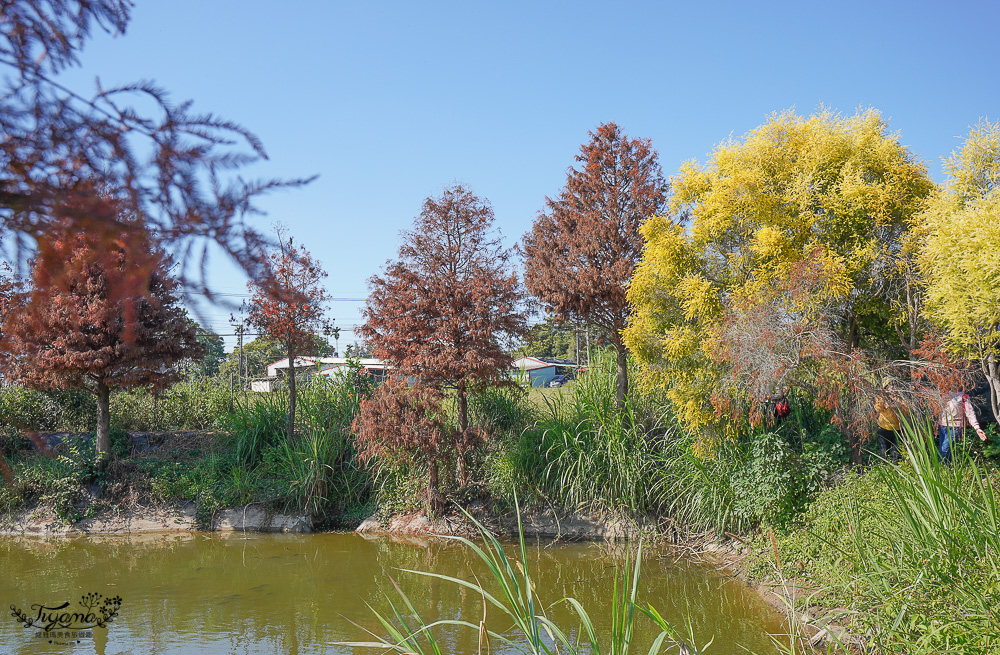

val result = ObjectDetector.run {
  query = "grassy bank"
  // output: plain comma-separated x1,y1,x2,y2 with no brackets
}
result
745,422,1000,653
3,355,1000,653
0,374,375,529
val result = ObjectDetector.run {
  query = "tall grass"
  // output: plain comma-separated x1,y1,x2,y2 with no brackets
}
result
217,376,373,522
281,376,371,519
846,418,1000,652
653,437,753,536
515,353,679,516
221,391,288,465
339,503,710,655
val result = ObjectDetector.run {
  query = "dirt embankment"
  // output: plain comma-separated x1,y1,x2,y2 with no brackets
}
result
0,504,311,536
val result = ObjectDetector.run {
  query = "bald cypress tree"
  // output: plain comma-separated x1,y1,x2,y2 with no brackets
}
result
522,123,670,410
2,228,203,463
360,184,528,486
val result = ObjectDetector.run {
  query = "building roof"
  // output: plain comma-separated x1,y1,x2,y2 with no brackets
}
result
534,357,577,366
266,356,387,376
511,356,577,371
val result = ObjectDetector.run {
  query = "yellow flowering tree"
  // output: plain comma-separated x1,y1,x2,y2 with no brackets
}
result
625,109,934,448
917,120,1000,422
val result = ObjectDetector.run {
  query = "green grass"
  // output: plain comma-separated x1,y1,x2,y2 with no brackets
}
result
751,419,1000,654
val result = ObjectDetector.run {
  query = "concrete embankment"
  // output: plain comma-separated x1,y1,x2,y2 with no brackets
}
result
0,504,312,535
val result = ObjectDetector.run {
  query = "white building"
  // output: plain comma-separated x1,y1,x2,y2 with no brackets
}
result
252,356,389,391
511,356,577,387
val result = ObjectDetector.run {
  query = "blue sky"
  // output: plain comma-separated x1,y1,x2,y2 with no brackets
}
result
56,0,1000,350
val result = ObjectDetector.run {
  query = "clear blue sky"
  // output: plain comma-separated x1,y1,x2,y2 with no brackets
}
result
56,0,1000,351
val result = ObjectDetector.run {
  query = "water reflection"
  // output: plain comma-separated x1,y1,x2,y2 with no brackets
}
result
0,532,784,654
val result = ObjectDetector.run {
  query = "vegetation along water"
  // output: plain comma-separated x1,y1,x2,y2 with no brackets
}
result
2,24,1000,652
0,532,787,655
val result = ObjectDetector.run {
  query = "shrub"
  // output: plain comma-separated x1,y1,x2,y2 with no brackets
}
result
112,378,232,431
754,422,1000,654
219,392,287,465
0,385,63,431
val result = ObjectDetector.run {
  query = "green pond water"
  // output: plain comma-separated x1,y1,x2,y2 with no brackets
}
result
0,532,787,654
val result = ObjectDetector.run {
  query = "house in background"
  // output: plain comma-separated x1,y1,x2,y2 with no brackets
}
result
316,358,389,383
511,356,578,388
251,356,388,391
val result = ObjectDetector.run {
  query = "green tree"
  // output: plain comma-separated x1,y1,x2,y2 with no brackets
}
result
518,318,576,360
199,330,226,377
917,119,1000,421
183,324,225,379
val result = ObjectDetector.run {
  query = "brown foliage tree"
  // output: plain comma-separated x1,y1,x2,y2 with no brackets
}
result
352,379,451,511
0,1,310,315
522,122,670,410
246,231,330,441
708,251,882,461
360,184,527,486
708,251,974,462
1,227,203,462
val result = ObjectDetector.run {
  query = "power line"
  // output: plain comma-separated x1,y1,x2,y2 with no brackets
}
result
202,292,366,302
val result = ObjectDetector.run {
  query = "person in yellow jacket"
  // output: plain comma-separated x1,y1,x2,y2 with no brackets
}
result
874,379,901,461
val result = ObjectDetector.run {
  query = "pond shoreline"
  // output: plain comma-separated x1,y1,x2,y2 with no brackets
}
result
356,507,862,653
1,501,861,652
0,502,311,535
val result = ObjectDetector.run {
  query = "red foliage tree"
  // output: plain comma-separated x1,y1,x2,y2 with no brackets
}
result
522,122,670,410
360,184,527,486
246,231,330,441
352,379,451,511
708,252,876,460
0,264,14,375
707,251,974,462
1,227,203,462
0,1,310,316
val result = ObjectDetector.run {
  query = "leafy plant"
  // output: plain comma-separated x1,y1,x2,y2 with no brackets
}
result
220,392,288,465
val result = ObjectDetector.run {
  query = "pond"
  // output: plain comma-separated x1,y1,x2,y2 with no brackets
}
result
0,532,788,654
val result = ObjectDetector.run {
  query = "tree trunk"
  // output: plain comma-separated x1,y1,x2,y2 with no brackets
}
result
427,459,444,514
95,380,111,467
984,352,1000,424
848,313,859,351
838,408,863,465
614,340,629,412
456,381,469,487
287,342,296,441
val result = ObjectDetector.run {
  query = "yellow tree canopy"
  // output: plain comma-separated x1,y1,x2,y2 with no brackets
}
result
626,108,933,432
918,120,1000,419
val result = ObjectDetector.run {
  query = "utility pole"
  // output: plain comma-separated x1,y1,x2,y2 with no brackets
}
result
231,301,247,391
238,325,245,388
575,323,580,365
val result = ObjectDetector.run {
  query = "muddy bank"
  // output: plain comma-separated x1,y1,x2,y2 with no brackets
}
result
0,503,311,535
356,505,647,541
